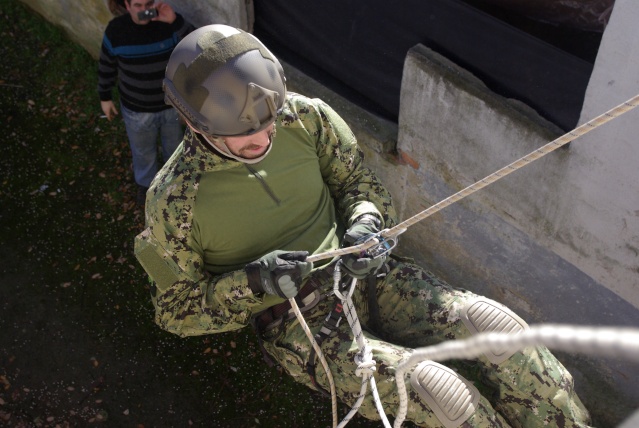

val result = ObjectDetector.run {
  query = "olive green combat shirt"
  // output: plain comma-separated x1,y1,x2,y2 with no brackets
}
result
134,93,397,337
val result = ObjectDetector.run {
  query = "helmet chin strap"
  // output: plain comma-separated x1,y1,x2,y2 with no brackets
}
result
188,124,274,164
201,133,272,164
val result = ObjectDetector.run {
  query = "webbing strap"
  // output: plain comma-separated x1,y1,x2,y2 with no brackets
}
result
367,274,382,335
307,299,344,396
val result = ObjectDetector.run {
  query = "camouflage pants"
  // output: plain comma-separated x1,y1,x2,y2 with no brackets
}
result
261,258,591,428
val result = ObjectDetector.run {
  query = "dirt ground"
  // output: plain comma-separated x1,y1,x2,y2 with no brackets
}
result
0,246,354,428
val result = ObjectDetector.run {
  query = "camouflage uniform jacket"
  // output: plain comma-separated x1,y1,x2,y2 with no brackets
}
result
134,93,397,337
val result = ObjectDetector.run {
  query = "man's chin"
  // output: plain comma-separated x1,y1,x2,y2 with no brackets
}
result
240,145,270,159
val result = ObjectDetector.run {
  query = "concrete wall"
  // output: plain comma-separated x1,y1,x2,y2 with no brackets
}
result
388,42,639,428
576,0,639,308
19,0,639,425
19,0,253,59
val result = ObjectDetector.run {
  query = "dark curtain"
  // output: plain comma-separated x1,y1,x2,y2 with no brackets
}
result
253,0,594,130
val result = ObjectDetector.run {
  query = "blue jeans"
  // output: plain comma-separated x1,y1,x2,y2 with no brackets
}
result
121,104,184,187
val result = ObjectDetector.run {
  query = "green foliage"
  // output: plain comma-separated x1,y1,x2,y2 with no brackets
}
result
0,2,379,427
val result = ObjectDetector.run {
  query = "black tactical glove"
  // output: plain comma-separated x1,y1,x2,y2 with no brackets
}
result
341,214,387,279
246,250,313,299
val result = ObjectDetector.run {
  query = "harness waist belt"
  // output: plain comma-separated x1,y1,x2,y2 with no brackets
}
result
255,265,334,331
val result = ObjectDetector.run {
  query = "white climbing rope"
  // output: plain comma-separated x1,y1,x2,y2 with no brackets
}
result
393,324,639,428
332,264,393,428
289,296,339,427
290,263,394,428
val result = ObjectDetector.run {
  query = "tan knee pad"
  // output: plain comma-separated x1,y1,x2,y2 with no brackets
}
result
410,361,480,428
460,296,529,364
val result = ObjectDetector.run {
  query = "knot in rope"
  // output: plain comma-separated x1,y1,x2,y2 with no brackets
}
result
354,347,377,378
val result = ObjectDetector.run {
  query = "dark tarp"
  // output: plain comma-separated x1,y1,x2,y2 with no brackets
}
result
253,0,595,130
470,0,614,32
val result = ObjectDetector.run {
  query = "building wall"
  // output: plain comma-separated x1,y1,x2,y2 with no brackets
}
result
285,3,639,423
18,0,253,59
382,43,638,427
574,0,639,308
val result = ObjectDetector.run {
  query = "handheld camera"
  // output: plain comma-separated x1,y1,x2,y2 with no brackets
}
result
137,8,158,21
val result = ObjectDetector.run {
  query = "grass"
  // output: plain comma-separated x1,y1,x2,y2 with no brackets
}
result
0,2,381,427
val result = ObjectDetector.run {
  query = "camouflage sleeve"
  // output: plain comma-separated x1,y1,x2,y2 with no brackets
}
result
308,97,398,228
134,203,263,338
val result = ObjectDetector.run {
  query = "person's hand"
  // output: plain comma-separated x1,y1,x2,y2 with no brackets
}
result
341,215,387,279
100,100,118,121
154,2,176,24
246,251,313,299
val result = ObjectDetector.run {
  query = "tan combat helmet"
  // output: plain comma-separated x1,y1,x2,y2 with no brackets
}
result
163,24,286,138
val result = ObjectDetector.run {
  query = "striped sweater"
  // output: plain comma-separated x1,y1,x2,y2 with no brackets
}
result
97,13,193,113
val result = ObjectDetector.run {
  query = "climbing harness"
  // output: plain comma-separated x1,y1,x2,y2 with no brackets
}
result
294,262,394,428
306,299,344,397
331,263,393,428
291,93,639,427
289,296,339,427
306,266,389,397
